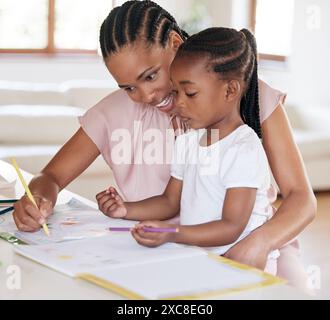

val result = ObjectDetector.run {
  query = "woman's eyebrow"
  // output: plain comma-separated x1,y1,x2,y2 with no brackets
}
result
118,66,158,88
137,66,156,80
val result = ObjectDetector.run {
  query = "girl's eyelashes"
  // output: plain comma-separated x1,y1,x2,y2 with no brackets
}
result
171,90,197,98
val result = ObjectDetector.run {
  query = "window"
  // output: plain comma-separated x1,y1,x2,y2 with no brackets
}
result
0,0,116,54
251,0,295,61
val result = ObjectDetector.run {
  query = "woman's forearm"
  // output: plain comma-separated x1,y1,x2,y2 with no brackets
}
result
124,195,179,221
253,189,316,251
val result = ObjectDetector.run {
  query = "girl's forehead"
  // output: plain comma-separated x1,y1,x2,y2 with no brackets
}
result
172,55,208,73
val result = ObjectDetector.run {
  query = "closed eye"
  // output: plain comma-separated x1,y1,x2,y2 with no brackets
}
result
186,92,197,97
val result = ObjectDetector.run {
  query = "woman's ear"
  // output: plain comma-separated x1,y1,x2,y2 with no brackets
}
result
168,31,184,52
225,80,242,101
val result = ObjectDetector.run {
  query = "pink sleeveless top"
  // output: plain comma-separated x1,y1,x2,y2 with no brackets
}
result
79,79,286,201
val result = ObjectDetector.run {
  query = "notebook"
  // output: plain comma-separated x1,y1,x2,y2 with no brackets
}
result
14,232,285,299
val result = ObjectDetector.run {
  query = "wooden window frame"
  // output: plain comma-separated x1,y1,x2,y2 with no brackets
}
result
0,0,117,54
249,0,286,62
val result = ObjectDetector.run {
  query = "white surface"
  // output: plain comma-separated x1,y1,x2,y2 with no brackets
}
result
0,160,312,299
89,255,267,299
14,234,204,278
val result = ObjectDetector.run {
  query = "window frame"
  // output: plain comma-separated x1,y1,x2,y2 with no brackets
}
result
249,0,287,62
0,0,116,54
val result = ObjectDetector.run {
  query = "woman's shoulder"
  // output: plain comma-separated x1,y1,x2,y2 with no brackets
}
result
258,78,287,123
89,88,136,114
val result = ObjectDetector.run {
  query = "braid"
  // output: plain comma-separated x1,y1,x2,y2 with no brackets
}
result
177,27,262,138
240,28,261,138
99,0,189,57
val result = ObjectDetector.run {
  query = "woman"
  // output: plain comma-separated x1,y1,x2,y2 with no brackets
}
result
13,1,316,288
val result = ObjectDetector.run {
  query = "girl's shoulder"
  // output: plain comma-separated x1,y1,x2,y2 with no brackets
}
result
258,78,287,123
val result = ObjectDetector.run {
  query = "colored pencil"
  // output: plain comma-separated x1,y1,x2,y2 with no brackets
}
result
109,226,179,233
0,206,14,215
11,158,50,236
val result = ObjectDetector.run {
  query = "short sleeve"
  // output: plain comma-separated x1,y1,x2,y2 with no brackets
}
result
259,78,287,123
220,139,269,189
170,135,186,181
78,105,108,153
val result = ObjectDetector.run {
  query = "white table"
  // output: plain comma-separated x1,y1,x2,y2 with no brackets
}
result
0,160,311,300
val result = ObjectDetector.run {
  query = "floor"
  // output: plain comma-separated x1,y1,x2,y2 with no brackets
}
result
280,191,330,299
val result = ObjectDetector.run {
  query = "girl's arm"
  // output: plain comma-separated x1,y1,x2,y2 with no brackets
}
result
13,128,100,232
125,177,182,221
100,177,182,221
172,188,256,246
132,188,257,248
224,103,317,268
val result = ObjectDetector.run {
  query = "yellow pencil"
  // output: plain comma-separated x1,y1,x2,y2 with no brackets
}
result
11,158,50,236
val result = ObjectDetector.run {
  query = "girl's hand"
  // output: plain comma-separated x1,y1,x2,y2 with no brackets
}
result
13,195,53,232
131,221,177,248
223,232,271,270
96,187,127,218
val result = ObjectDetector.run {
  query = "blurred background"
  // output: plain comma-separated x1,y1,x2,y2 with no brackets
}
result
0,0,329,298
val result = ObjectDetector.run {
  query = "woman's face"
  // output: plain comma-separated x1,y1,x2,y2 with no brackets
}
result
105,35,182,113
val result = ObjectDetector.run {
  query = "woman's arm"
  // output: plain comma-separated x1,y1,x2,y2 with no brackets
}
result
224,103,317,268
13,128,100,231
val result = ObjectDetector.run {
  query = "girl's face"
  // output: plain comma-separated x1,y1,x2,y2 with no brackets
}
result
170,55,242,130
105,34,182,113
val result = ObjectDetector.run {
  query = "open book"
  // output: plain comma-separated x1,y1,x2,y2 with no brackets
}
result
14,232,285,299
2,197,284,299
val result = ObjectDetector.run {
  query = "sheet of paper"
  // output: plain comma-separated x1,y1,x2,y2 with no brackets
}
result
14,198,137,244
14,234,205,277
84,255,268,299
0,180,16,191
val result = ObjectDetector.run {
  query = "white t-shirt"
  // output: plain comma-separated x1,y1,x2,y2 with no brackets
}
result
171,124,277,256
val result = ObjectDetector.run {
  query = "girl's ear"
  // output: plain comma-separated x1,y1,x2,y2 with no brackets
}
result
225,80,241,101
168,31,184,52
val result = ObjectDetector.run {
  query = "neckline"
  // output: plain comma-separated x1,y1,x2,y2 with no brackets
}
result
198,125,248,149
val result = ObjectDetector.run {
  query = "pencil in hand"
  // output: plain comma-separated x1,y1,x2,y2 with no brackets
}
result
11,158,50,236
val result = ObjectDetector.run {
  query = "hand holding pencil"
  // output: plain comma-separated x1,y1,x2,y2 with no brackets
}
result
131,221,179,248
11,158,52,235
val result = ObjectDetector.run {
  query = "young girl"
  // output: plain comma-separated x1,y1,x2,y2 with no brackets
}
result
13,1,315,286
101,27,279,274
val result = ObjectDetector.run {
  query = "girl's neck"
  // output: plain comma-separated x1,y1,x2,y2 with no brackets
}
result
204,105,244,146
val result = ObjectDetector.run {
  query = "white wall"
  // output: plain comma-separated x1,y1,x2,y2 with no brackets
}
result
288,0,330,107
0,55,114,84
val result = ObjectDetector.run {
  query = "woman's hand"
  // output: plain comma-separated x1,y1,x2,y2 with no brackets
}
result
96,187,127,218
223,232,271,270
131,221,177,248
13,195,53,232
